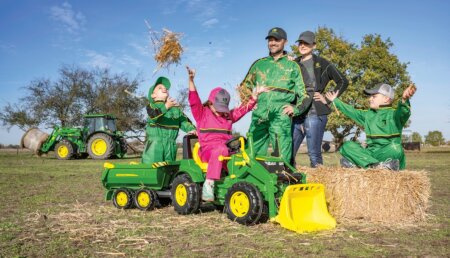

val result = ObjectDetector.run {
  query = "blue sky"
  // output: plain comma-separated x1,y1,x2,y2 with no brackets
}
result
0,0,449,144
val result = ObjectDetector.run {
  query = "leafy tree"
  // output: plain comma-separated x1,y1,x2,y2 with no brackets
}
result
0,65,146,132
292,27,411,147
425,131,445,146
411,132,422,143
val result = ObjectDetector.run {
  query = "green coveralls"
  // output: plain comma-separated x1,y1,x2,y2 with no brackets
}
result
142,77,196,164
241,55,306,163
333,98,411,169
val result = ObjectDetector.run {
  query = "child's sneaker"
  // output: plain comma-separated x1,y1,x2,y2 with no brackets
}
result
202,179,215,202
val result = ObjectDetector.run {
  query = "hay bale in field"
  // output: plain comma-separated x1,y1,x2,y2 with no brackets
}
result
299,166,431,225
20,128,49,155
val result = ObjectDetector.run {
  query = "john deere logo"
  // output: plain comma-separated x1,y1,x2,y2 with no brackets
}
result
272,28,278,33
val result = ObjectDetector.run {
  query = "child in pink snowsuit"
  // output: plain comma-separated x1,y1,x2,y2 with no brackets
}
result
187,66,265,201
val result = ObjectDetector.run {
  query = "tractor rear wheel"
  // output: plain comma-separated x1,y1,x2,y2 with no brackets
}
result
87,133,115,159
134,189,158,211
54,140,75,160
113,188,133,209
171,174,201,215
224,182,265,225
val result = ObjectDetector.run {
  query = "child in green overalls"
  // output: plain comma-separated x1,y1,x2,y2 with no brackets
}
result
142,76,196,164
325,83,416,170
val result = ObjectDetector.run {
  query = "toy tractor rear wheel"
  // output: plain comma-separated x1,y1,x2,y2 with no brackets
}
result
224,182,265,225
113,188,134,209
54,140,75,160
171,174,201,215
87,133,115,160
134,189,158,211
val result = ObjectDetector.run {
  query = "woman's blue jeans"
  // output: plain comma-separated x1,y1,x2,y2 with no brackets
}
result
291,114,328,167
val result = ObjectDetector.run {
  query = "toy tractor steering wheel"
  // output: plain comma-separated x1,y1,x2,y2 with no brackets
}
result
225,136,247,154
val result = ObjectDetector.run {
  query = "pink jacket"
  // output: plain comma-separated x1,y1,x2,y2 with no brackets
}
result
189,89,256,147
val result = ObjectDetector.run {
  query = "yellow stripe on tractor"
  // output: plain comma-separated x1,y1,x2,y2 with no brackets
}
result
274,183,336,233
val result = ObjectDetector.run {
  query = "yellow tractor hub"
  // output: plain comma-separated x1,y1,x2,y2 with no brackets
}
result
57,145,69,158
175,184,187,206
229,191,250,217
115,191,129,207
136,191,150,207
91,139,107,156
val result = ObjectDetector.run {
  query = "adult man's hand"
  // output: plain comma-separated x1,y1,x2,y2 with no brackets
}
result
282,105,294,116
325,90,339,102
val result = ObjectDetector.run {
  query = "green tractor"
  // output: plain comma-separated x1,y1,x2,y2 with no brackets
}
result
22,114,127,160
101,134,336,233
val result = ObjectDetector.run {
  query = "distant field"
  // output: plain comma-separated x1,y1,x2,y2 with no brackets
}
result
0,148,449,257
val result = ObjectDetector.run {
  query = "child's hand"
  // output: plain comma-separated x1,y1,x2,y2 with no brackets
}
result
402,83,416,102
186,66,196,81
282,105,294,116
325,90,339,102
252,85,268,99
187,130,197,136
165,97,179,109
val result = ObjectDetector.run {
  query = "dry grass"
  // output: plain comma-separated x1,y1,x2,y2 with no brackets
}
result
300,166,431,226
146,21,183,73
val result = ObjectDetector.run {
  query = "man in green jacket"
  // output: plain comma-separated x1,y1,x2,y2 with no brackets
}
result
240,27,307,163
325,83,417,170
142,76,196,164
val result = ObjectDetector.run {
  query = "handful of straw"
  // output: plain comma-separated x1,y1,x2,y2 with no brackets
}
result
146,21,184,73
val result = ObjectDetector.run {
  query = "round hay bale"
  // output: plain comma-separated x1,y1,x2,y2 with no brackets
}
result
299,166,431,226
20,128,49,155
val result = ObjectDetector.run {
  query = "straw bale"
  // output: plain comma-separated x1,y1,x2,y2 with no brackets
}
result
299,166,431,226
20,127,49,155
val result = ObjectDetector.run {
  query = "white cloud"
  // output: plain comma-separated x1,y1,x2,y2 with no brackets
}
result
202,18,219,28
129,42,151,57
84,50,142,70
50,2,86,34
85,51,112,69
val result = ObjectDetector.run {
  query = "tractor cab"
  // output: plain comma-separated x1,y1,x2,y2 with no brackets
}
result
83,114,118,136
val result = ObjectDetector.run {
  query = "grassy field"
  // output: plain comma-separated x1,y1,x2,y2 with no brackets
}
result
0,147,449,257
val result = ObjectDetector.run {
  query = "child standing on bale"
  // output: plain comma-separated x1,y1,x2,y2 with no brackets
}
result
325,83,416,171
187,66,267,201
142,76,196,164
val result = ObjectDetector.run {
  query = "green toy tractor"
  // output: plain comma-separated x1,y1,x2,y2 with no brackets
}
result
101,134,336,233
22,114,127,160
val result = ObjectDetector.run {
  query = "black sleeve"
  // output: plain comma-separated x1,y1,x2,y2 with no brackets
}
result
325,59,349,98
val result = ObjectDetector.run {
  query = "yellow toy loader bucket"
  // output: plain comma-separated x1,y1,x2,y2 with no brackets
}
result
274,183,336,233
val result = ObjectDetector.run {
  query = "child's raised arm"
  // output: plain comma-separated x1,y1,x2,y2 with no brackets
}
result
186,65,204,121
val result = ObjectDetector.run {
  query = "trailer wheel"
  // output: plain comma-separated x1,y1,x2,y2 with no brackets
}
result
113,188,133,209
87,133,115,159
224,182,265,225
55,140,75,160
171,174,200,215
134,189,157,211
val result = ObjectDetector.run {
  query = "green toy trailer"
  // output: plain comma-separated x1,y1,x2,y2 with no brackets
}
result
101,134,336,233
22,114,127,160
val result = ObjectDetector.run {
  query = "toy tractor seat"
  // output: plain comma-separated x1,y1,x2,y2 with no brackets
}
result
182,134,207,172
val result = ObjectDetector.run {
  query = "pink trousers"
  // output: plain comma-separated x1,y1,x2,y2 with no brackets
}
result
200,144,229,180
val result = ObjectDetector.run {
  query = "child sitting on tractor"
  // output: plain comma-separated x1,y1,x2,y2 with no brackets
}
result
325,83,416,171
142,76,196,164
187,66,267,201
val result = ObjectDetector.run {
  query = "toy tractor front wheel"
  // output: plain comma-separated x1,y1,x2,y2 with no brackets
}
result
224,182,265,225
88,133,115,159
54,140,75,160
134,189,158,211
171,174,201,215
112,188,134,209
